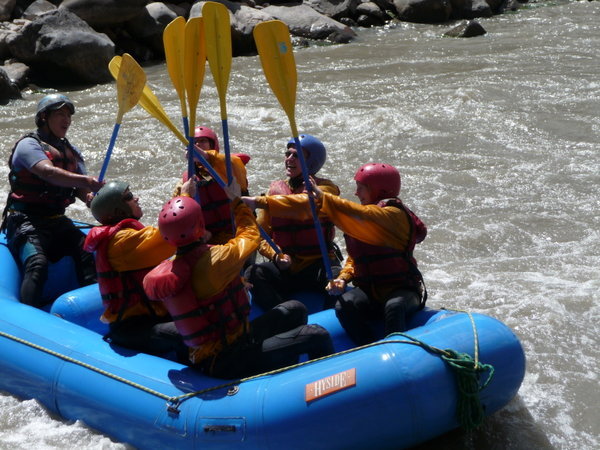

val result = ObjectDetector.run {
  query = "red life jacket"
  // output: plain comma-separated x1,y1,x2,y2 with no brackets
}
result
84,219,155,319
143,245,250,347
196,177,233,239
268,179,336,256
181,167,233,242
344,198,426,301
7,132,81,215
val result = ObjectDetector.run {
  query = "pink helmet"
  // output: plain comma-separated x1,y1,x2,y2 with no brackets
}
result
158,196,205,247
354,163,401,202
194,126,219,151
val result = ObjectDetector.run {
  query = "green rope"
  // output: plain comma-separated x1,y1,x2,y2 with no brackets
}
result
441,348,494,430
388,308,495,430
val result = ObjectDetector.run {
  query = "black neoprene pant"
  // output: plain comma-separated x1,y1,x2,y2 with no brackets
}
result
205,300,334,379
5,212,96,308
244,259,341,311
334,287,421,346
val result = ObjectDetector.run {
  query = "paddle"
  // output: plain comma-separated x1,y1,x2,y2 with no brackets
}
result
163,16,189,138
98,53,145,182
107,56,280,253
189,147,281,253
183,17,207,184
108,57,229,185
203,1,234,186
254,20,333,279
108,55,188,146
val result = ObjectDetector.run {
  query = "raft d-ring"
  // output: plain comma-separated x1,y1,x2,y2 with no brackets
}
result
227,386,239,396
166,399,181,415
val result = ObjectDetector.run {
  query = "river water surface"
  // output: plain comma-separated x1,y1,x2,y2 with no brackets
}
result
1,1,598,448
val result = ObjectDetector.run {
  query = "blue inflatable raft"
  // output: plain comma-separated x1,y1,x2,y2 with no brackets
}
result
0,227,525,449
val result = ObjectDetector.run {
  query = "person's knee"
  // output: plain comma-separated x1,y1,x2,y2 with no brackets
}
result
386,291,420,315
300,324,334,358
274,300,308,325
243,263,256,282
334,293,353,317
244,262,270,283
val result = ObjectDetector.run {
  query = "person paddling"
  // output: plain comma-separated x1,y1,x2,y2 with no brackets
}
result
175,125,251,245
83,179,196,362
143,179,334,379
256,163,428,345
1,94,104,308
242,134,342,311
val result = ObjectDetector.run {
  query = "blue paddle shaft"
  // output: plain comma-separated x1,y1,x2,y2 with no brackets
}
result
292,136,333,280
221,119,233,185
98,123,120,182
190,147,281,254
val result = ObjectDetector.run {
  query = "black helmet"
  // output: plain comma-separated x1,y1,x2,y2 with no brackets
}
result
91,180,134,225
35,94,75,127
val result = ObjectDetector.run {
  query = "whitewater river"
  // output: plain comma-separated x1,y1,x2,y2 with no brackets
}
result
1,1,598,448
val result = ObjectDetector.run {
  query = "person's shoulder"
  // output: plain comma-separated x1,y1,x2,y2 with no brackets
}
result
316,177,340,195
14,135,41,151
12,136,46,169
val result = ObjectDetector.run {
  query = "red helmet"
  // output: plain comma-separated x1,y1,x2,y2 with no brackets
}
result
158,196,205,247
194,126,219,151
354,163,401,202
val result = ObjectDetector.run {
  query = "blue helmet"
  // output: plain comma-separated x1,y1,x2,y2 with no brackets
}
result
35,94,75,127
287,134,326,175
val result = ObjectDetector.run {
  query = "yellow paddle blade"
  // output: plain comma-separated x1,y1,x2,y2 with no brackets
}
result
163,16,188,120
253,20,298,136
203,1,232,119
184,17,207,134
114,53,145,124
109,55,188,146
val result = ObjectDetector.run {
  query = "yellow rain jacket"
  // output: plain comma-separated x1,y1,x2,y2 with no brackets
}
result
255,178,339,273
102,226,175,322
188,198,261,363
265,192,416,302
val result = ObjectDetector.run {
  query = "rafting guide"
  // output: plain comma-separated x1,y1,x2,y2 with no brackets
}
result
1,94,104,308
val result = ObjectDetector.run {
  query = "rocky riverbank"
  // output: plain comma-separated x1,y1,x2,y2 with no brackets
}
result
0,0,527,103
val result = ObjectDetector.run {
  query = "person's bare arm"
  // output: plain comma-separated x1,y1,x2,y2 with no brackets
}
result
31,159,103,191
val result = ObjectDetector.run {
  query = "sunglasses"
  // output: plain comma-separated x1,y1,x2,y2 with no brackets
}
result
284,150,298,159
122,191,134,202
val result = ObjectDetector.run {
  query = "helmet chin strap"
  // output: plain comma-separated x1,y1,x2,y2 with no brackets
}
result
175,239,206,255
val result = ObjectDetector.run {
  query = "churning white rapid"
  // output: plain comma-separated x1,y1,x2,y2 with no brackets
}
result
1,1,598,448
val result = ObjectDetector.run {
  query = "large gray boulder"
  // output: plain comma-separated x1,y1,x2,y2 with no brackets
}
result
443,19,487,37
0,0,17,21
0,66,21,104
261,4,356,43
304,0,361,20
126,2,179,57
356,2,390,26
392,0,452,23
2,59,30,89
450,0,493,19
6,8,114,85
22,0,57,20
60,0,147,29
190,0,274,56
